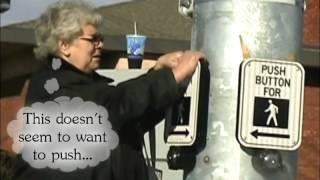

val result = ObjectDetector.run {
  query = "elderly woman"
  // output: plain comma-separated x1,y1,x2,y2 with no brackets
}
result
14,0,204,180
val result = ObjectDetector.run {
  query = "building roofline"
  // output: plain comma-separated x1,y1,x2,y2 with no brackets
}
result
1,27,319,67
0,27,190,54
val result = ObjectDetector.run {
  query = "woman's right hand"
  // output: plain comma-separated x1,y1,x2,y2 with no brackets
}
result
153,51,183,70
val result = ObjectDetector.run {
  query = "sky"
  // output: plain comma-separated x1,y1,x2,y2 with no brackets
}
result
0,0,130,27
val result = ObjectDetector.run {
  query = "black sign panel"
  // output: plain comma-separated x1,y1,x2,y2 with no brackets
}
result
253,97,289,128
171,97,191,126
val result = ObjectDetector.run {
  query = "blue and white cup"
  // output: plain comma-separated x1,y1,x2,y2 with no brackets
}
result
126,34,147,69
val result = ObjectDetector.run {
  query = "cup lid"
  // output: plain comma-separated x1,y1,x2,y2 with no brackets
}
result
126,34,147,38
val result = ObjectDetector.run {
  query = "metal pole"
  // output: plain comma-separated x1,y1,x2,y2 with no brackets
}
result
187,0,304,179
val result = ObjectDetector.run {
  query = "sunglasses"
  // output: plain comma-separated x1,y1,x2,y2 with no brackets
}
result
79,34,104,46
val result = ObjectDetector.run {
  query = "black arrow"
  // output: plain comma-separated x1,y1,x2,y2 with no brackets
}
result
171,129,189,137
251,129,290,139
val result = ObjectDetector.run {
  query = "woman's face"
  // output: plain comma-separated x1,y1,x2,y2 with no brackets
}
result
67,24,104,73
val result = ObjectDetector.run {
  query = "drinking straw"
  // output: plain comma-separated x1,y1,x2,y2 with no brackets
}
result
134,21,137,35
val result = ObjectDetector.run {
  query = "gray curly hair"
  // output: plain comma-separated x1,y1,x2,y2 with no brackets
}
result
34,0,103,60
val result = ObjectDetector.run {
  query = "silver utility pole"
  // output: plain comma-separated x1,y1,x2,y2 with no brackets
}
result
186,0,304,180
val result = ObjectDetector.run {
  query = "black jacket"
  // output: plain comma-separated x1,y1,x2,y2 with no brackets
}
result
14,57,180,180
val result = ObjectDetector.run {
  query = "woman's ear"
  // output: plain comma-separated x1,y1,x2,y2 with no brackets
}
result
58,40,71,57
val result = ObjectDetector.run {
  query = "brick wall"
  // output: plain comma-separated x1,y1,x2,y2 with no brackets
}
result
298,86,320,180
303,0,320,47
299,0,320,179
0,81,28,151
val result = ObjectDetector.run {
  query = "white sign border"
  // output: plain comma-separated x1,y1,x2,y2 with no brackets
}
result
237,58,305,151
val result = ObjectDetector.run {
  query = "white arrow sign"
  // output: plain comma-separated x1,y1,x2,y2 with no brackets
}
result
165,63,202,146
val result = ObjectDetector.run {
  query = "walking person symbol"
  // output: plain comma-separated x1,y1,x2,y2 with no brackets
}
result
265,100,279,126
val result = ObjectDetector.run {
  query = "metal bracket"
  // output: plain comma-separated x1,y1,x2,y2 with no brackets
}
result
178,0,194,19
0,0,10,13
